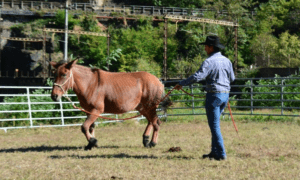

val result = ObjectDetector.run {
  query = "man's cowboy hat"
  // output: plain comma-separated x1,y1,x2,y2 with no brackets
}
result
200,36,225,49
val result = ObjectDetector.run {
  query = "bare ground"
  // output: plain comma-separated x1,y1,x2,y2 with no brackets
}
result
0,120,299,180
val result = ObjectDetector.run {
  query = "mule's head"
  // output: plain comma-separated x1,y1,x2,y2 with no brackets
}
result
50,60,77,102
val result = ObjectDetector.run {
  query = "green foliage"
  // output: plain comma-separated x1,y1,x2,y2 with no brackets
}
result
251,33,278,67
54,10,80,30
108,23,175,72
9,0,300,76
134,58,162,77
237,67,259,78
278,31,300,67
169,86,205,107
89,48,122,70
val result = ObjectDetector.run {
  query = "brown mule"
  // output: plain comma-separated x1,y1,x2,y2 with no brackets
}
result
50,60,171,150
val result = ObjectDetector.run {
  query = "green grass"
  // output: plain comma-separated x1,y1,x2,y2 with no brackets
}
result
0,120,299,179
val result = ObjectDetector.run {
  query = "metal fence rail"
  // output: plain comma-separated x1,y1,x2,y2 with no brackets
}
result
165,77,300,118
0,77,299,131
0,86,147,132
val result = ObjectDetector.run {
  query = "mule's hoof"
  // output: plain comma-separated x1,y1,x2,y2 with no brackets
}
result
84,138,98,151
149,141,157,148
84,145,92,151
143,135,150,148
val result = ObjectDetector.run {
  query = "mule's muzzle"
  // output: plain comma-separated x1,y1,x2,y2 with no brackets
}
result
51,94,61,102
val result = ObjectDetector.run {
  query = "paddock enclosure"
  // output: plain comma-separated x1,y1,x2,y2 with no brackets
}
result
0,121,299,179
1,77,300,131
0,77,300,179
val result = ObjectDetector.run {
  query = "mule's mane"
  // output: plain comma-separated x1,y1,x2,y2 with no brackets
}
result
56,60,99,72
57,60,68,66
73,64,99,75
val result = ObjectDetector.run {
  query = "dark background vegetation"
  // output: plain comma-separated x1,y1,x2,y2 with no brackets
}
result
6,0,300,79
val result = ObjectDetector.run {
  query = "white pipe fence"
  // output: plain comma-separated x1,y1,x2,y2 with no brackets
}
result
1,77,300,132
0,86,147,132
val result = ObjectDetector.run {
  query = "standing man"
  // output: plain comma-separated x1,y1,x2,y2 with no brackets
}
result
174,36,235,160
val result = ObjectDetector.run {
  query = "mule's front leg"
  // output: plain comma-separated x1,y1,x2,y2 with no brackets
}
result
81,114,99,150
143,123,153,147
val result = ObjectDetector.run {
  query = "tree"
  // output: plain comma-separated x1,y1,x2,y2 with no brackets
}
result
251,33,278,67
278,31,300,67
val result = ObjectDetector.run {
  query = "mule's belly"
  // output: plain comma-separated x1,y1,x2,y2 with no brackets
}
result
103,99,140,114
102,81,143,114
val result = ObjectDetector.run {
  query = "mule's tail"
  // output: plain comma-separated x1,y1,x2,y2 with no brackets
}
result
157,95,172,125
159,93,173,114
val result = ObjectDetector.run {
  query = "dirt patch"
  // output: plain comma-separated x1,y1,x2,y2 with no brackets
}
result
166,147,182,152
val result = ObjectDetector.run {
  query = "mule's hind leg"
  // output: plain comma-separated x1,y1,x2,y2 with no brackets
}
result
89,123,96,137
149,113,160,148
81,114,99,150
142,109,160,148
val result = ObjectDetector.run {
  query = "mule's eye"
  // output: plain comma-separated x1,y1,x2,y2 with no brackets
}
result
61,74,67,77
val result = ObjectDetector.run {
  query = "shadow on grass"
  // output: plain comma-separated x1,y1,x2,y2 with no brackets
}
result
165,155,195,160
49,153,158,159
0,145,119,153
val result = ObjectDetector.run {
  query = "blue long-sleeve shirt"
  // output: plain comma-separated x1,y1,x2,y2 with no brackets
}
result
179,52,235,92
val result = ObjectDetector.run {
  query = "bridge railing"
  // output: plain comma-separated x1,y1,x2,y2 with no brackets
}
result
0,1,255,16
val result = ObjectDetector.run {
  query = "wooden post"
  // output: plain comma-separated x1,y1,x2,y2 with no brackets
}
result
234,25,238,75
43,26,46,79
163,17,168,81
107,31,110,71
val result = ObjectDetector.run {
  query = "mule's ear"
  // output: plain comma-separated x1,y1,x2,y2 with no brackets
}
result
65,60,78,69
50,61,59,69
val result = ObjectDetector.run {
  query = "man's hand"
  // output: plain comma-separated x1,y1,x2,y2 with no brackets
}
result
174,84,182,90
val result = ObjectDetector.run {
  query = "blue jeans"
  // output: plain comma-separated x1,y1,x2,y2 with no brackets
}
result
205,93,229,158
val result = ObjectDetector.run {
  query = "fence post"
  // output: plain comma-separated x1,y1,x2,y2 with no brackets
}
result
191,85,195,115
26,88,33,127
281,79,284,115
250,79,253,115
59,98,65,126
